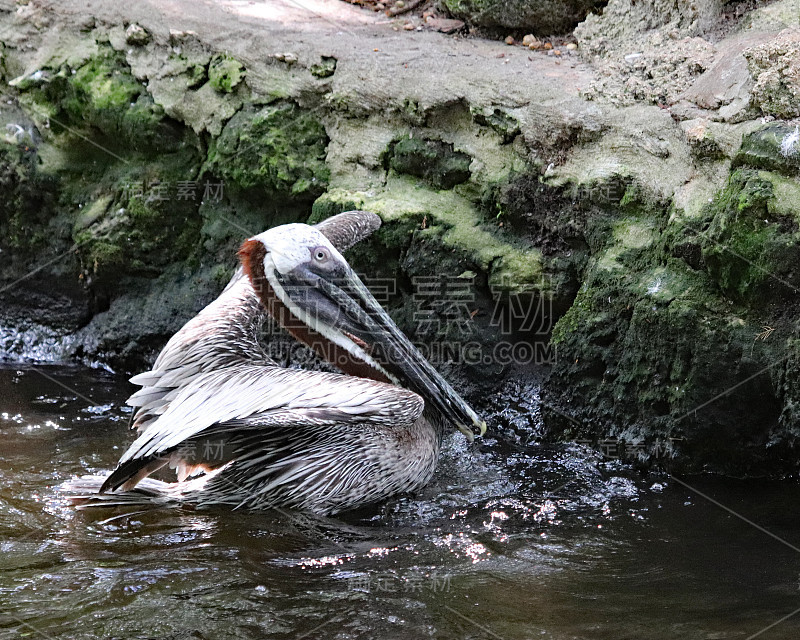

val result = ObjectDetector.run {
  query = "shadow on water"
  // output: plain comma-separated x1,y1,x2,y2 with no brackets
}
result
2,364,800,639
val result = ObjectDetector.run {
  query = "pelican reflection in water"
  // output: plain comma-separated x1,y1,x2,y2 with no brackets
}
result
69,211,485,515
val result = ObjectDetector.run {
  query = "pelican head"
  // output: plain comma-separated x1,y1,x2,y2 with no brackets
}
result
239,223,486,440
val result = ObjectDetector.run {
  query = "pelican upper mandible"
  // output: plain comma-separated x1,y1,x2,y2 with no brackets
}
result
91,212,486,515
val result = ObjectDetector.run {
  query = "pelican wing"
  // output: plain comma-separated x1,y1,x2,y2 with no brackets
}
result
126,211,382,433
103,365,423,492
127,270,270,432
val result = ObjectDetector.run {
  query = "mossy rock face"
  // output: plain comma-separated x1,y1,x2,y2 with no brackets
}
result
545,249,784,473
23,47,186,154
440,0,603,35
734,124,800,175
206,102,329,199
387,136,471,190
700,169,800,306
0,141,58,256
208,54,246,93
75,184,202,289
543,166,800,475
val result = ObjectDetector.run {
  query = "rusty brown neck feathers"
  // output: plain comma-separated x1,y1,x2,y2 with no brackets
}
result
238,239,391,384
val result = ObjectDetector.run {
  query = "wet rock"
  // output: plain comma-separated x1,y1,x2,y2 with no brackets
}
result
440,0,603,36
542,168,800,476
734,123,800,175
700,169,800,306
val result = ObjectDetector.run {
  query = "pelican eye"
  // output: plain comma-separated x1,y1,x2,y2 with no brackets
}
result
312,246,330,262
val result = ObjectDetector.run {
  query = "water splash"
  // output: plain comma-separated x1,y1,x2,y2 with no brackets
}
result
780,125,799,158
0,323,76,363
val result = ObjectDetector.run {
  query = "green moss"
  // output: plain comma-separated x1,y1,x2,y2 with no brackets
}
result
208,54,246,93
387,136,472,190
0,141,59,254
701,169,800,304
19,47,184,154
314,177,546,295
206,102,329,199
74,175,202,286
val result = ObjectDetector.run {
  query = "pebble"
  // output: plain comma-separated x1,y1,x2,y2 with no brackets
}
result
522,34,539,47
543,42,552,50
566,43,577,50
504,36,514,45
403,22,414,30
624,52,643,64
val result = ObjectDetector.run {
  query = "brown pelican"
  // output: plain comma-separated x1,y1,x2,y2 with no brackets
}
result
82,212,485,515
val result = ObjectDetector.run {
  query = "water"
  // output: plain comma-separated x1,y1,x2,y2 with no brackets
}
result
2,364,800,639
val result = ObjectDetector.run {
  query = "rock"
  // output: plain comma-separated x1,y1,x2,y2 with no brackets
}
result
310,55,337,79
388,136,472,189
440,0,603,36
470,106,520,143
582,36,716,106
576,0,721,56
744,28,800,119
734,123,800,175
678,32,763,122
682,119,723,159
425,17,465,34
125,23,151,46
542,170,800,475
206,103,329,197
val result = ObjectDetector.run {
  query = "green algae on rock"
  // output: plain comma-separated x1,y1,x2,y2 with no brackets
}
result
208,53,246,94
206,102,329,198
543,164,800,475
700,169,800,306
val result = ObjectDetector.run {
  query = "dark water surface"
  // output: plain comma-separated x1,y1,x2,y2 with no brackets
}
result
2,364,800,639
